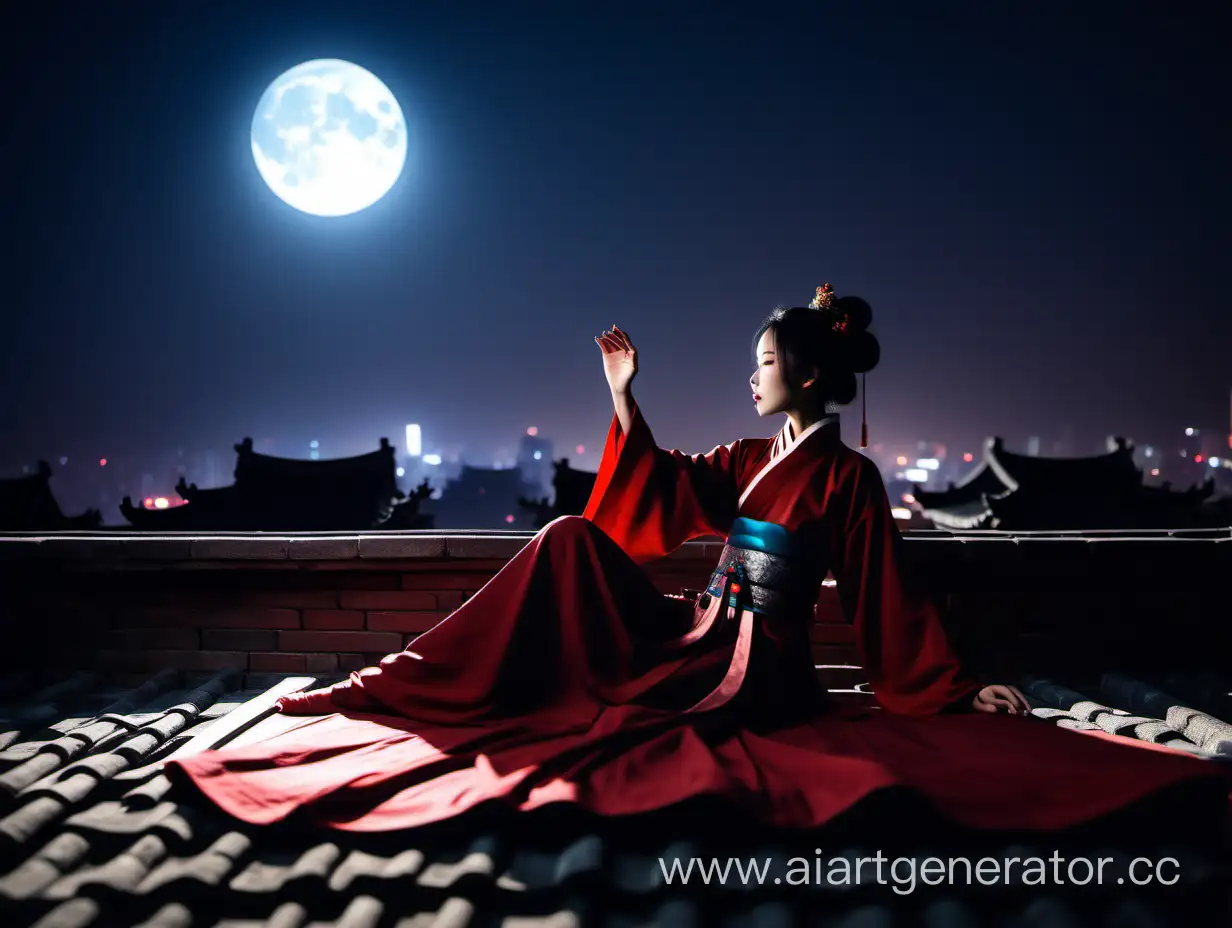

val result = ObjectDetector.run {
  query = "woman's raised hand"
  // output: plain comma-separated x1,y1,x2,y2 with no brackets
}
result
596,325,638,395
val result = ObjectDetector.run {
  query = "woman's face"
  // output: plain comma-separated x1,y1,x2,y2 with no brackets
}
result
749,325,818,411
750,328,817,417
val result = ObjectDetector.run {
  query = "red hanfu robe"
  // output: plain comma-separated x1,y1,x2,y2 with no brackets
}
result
165,401,1231,833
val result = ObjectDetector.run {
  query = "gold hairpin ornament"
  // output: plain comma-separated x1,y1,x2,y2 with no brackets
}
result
809,282,851,334
808,283,835,311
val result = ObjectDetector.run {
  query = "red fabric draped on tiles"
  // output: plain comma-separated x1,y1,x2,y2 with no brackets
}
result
164,401,1232,832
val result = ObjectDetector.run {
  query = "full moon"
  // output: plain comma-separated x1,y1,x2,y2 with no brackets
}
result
250,59,407,217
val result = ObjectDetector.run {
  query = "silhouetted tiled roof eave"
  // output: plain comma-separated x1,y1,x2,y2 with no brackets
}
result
912,460,1008,509
986,437,1142,494
0,463,99,532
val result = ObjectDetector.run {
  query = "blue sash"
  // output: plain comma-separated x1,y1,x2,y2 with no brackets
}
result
701,518,821,617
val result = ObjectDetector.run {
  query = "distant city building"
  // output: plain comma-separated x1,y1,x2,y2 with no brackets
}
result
517,430,555,500
519,457,600,529
421,463,542,530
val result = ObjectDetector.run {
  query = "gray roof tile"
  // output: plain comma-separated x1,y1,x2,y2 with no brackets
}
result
0,669,1227,926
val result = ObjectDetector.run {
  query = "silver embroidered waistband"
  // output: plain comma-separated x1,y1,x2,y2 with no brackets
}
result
701,543,819,616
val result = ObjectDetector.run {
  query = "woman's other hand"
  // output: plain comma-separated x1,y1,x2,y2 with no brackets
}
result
972,683,1031,715
596,325,638,395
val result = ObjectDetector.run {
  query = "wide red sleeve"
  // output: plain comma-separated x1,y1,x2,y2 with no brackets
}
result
582,399,741,564
830,457,982,716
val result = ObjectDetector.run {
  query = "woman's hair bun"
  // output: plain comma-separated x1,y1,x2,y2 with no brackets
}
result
751,285,880,407
831,295,872,334
824,296,878,374
844,330,880,374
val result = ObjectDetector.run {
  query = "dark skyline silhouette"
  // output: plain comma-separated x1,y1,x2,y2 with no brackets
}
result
4,2,1229,487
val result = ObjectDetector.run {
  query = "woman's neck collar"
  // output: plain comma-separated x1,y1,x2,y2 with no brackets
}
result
784,410,838,444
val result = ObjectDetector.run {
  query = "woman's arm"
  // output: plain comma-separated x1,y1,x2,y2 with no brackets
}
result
612,387,635,436
586,326,742,562
830,456,984,715
582,395,742,564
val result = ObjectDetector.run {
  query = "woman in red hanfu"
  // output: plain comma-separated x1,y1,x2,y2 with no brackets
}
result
165,285,1231,834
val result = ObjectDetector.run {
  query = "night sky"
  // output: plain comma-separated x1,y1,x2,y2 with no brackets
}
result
4,2,1229,495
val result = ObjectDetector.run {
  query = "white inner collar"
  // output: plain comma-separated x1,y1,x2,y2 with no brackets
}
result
782,414,838,449
737,414,840,510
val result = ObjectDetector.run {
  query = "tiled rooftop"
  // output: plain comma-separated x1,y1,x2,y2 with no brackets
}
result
1,528,1230,924
1,666,1229,926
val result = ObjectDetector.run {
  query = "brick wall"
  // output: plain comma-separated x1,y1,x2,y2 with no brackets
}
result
2,531,1227,695
3,552,863,690
83,572,842,666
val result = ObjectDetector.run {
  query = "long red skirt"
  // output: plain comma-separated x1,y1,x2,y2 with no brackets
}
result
165,516,1232,833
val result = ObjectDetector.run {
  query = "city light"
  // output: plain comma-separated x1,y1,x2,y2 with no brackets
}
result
890,507,912,520
1150,468,1160,476
576,444,585,454
905,468,929,482
1185,427,1196,436
902,493,916,504
423,454,442,465
310,439,319,449
405,424,421,456
154,497,169,509
310,450,320,460
896,455,908,466
99,458,107,466
527,426,538,436
962,452,973,463
396,466,406,477
916,458,940,471
59,456,68,466
1195,455,1204,463
1210,457,1221,468
505,514,515,523
1144,446,1153,457
533,450,542,460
